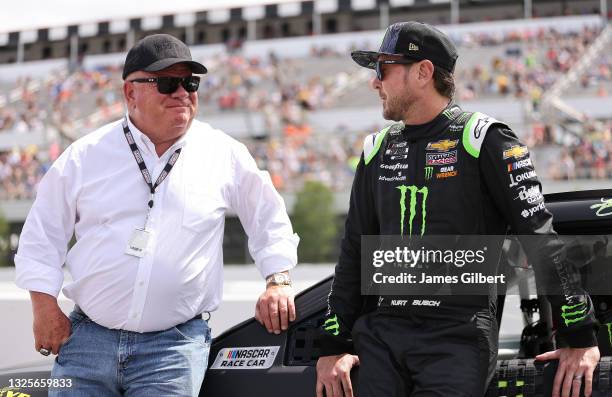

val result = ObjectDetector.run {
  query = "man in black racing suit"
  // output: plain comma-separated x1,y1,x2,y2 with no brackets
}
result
315,21,600,397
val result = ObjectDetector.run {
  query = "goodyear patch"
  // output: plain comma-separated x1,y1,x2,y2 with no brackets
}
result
380,163,409,172
210,346,280,370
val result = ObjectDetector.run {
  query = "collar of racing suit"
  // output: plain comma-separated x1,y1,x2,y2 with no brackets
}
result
399,103,462,140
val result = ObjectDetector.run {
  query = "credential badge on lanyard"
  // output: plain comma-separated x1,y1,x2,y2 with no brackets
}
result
122,119,182,257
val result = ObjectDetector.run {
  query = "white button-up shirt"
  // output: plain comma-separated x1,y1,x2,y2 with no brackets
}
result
15,116,299,332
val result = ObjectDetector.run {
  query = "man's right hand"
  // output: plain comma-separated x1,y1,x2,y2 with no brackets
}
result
30,291,71,355
316,354,360,397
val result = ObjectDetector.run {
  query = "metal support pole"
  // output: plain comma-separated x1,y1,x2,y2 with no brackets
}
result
16,39,24,63
69,34,78,67
126,30,136,51
185,25,195,45
380,3,390,29
313,12,322,35
524,0,533,19
451,0,460,25
247,20,257,42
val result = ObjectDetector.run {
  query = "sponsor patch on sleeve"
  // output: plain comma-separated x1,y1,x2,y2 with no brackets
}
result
210,346,280,370
514,185,543,204
508,170,537,187
502,145,529,160
507,157,532,172
521,201,546,218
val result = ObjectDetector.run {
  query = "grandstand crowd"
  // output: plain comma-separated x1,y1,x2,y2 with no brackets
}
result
0,24,610,199
544,120,612,180
0,146,47,200
455,25,610,102
200,49,354,130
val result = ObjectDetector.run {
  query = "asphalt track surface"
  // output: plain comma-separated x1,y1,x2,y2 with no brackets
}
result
0,265,524,371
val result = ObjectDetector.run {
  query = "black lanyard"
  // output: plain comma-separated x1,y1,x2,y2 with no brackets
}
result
122,120,182,210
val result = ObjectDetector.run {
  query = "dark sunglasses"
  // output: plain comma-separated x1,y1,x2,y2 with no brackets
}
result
376,59,415,81
128,76,200,94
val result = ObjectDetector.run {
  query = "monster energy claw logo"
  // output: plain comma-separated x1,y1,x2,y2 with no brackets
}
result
324,315,340,336
442,109,454,119
397,185,428,236
424,167,433,180
561,302,588,326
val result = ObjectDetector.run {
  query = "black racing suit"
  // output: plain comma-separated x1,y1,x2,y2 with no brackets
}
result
319,104,598,396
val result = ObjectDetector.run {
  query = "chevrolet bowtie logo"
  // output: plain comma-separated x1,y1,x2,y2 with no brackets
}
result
502,145,529,160
409,43,419,51
426,139,458,152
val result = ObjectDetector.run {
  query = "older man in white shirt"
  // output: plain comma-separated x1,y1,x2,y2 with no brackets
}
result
15,34,299,396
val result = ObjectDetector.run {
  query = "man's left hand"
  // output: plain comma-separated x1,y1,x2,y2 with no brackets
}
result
536,346,600,397
255,285,296,334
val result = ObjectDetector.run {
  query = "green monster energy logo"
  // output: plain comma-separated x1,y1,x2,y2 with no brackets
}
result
442,109,454,119
607,323,612,347
324,315,340,336
397,185,428,236
424,167,433,180
561,302,588,326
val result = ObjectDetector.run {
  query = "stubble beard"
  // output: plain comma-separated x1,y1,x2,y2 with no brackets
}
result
382,93,411,122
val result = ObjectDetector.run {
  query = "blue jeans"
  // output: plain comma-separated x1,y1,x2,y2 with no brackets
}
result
50,309,211,396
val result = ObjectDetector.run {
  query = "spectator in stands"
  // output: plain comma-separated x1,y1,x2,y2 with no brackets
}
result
0,148,45,200
1,24,609,196
455,26,609,101
546,120,612,180
15,34,298,396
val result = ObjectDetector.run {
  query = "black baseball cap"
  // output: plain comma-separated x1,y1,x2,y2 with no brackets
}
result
351,22,458,73
122,34,207,79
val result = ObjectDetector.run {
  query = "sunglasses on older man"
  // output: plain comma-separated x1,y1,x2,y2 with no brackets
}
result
376,59,416,81
128,76,201,94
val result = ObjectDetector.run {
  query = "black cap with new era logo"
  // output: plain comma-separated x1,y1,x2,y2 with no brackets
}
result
122,34,207,80
352,21,458,73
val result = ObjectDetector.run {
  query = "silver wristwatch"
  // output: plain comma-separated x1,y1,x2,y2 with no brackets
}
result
266,272,292,287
